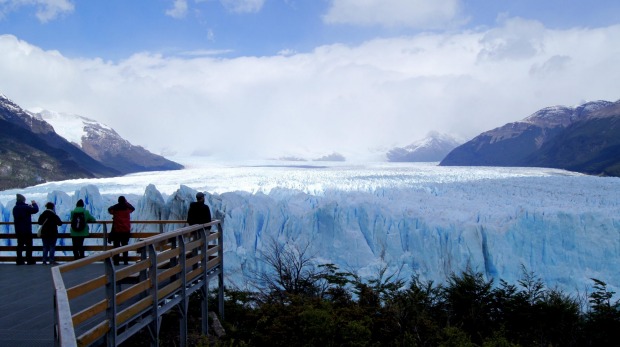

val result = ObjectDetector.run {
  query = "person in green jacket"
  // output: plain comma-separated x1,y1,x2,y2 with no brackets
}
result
69,199,96,260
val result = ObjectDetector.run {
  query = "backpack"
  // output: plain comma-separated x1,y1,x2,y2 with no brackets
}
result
71,211,86,231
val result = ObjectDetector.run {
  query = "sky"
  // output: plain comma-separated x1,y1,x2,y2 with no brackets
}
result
1,0,620,161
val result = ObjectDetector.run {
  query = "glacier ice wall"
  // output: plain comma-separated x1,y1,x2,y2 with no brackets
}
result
1,166,619,295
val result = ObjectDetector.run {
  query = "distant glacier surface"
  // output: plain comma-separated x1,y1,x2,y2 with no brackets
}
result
1,161,619,294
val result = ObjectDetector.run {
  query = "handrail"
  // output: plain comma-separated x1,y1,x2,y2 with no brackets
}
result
51,220,224,347
0,220,188,263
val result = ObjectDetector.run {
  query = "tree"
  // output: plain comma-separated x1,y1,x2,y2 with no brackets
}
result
254,239,331,303
585,278,620,346
442,268,495,345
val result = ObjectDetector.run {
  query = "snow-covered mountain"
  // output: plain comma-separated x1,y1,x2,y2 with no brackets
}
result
441,100,620,176
387,132,462,162
1,163,618,296
0,93,184,189
0,94,120,189
34,109,183,174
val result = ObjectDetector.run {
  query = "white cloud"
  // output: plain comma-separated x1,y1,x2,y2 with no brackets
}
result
0,0,74,22
1,20,620,161
323,0,464,29
165,0,188,19
220,0,264,14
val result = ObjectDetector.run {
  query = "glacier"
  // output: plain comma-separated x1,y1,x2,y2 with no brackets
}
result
1,161,619,295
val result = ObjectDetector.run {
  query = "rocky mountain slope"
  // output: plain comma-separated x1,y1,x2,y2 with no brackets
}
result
0,94,182,190
387,132,461,162
36,110,183,174
440,100,620,176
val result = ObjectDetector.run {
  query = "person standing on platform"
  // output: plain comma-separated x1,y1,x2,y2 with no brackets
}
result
187,192,212,230
38,202,63,265
12,194,39,265
69,199,96,260
108,196,135,265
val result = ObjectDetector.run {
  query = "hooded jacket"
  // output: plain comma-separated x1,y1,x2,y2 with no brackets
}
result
69,207,96,237
108,202,135,233
12,201,39,235
38,209,63,238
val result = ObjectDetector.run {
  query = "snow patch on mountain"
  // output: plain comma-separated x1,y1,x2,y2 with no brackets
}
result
387,131,462,162
32,108,113,147
523,101,612,128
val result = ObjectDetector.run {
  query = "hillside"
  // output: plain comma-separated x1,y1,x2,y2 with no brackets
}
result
440,100,620,176
0,95,120,190
0,94,183,190
37,110,184,174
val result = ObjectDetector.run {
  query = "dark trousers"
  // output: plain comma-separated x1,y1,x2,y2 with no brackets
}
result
42,237,58,263
72,236,86,260
113,233,130,265
16,234,34,264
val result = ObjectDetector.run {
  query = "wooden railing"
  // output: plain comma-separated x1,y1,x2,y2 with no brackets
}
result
0,220,187,263
48,220,224,347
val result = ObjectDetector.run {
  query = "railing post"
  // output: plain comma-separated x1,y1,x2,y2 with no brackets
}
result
148,244,159,347
199,228,209,336
103,222,108,251
104,258,117,347
139,246,148,287
217,222,225,320
178,234,188,347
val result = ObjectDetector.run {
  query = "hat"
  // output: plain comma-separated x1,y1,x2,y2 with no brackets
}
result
196,192,205,199
16,194,26,203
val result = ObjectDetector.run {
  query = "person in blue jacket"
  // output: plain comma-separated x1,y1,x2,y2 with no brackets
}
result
12,194,39,265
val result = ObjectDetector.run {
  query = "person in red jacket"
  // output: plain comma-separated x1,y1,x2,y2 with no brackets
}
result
108,196,135,265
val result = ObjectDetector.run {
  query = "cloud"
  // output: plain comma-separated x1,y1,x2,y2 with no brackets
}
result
478,17,546,62
220,0,264,14
529,55,572,78
165,0,188,19
1,20,620,161
0,0,74,22
323,0,464,29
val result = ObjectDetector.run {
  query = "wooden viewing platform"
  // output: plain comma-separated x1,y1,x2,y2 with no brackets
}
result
0,263,101,346
0,220,224,347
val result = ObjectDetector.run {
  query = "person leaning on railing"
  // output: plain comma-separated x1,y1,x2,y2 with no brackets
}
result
70,199,96,260
108,196,135,266
12,194,39,265
187,192,212,230
38,202,63,265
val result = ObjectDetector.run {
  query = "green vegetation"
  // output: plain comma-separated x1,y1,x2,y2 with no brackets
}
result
127,243,620,346
213,243,619,347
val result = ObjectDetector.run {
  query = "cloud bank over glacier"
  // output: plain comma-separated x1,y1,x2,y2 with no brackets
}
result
1,17,619,160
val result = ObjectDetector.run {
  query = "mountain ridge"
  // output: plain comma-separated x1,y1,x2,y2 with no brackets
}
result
440,99,620,176
387,132,462,162
36,109,184,174
0,94,183,190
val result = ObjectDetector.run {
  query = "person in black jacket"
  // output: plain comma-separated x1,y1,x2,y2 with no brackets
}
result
38,202,63,265
12,194,39,265
187,192,212,230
